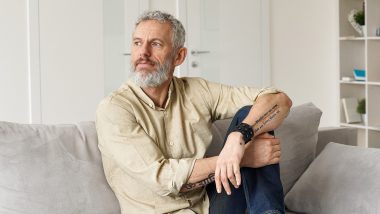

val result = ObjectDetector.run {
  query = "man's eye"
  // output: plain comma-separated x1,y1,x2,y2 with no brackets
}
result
133,41,142,46
152,42,162,47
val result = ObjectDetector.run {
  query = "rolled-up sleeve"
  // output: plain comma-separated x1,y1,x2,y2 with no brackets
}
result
96,99,196,197
193,79,280,120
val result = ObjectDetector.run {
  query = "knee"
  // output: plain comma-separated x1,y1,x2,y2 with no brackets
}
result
235,105,252,120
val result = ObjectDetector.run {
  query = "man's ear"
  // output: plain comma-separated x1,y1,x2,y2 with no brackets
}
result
174,47,187,66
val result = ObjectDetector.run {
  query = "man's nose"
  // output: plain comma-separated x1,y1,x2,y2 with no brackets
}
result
139,43,151,58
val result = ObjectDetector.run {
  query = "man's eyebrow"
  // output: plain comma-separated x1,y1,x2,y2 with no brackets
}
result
132,37,165,43
151,38,164,43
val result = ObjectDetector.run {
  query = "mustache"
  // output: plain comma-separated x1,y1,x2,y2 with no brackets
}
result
134,57,159,67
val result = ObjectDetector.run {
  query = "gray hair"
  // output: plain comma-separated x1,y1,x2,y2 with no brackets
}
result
135,10,186,51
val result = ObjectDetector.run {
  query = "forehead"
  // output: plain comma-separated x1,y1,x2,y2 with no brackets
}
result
133,20,172,40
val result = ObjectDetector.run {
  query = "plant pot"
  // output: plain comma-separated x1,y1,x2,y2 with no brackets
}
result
362,25,367,37
361,114,367,125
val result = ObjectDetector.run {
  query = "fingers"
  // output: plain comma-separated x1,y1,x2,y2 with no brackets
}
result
215,165,233,195
268,149,281,165
271,138,280,146
233,163,241,186
215,166,222,194
227,163,237,188
272,144,281,152
247,138,281,167
220,166,231,195
215,163,241,195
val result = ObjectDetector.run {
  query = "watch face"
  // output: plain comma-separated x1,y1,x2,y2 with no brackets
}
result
234,123,253,143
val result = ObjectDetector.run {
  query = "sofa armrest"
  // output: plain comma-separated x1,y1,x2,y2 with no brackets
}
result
316,127,357,157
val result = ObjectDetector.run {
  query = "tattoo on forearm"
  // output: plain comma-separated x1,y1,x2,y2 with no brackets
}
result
253,104,281,134
180,173,215,192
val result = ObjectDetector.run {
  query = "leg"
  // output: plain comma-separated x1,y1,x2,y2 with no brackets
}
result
207,181,247,214
208,105,285,214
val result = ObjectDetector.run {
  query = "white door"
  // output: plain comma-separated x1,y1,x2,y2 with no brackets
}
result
178,0,270,87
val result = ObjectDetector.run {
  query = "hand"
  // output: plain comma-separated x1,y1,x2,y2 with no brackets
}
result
241,133,281,168
214,132,245,195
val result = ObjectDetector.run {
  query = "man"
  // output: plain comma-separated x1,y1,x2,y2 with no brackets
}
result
96,10,292,214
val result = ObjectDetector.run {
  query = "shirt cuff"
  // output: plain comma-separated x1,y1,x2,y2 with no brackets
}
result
168,158,197,196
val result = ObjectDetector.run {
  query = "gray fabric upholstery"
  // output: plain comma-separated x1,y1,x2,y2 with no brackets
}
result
276,103,322,194
285,142,380,214
316,127,357,156
0,121,120,214
205,119,231,157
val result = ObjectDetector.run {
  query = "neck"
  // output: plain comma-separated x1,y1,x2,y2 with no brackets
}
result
141,77,172,108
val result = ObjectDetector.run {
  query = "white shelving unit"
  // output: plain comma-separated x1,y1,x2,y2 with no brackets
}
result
339,0,380,148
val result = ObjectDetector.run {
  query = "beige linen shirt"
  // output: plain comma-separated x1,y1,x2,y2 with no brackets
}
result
96,77,279,214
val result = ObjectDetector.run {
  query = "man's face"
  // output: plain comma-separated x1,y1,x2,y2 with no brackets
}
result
130,20,175,87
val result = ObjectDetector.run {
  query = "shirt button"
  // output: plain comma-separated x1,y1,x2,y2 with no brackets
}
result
169,141,174,146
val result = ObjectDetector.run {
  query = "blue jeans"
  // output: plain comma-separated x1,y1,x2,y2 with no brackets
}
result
206,106,285,214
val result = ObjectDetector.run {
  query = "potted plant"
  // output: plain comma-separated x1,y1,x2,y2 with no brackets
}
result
354,10,365,26
357,98,366,124
348,2,366,36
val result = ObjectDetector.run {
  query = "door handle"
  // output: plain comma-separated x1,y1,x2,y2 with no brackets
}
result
191,50,210,56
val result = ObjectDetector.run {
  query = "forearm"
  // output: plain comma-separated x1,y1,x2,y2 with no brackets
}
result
180,156,218,193
243,92,292,136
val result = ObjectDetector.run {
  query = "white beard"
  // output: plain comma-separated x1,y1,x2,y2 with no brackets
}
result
129,58,171,88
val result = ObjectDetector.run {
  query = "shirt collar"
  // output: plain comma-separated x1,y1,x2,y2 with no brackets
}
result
126,78,174,110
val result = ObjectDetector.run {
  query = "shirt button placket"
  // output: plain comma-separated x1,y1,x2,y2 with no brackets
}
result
164,111,174,152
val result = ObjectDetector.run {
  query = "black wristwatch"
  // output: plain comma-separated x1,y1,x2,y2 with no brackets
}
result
232,123,254,144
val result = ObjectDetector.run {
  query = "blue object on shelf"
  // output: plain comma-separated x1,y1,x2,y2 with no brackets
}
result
353,69,366,81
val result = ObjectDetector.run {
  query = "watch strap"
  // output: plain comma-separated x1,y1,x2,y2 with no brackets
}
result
232,123,254,143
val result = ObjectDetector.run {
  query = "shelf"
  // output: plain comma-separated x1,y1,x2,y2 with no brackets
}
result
339,81,380,85
368,125,380,131
367,37,380,40
340,123,367,129
367,81,380,86
340,80,366,85
340,37,380,40
340,37,366,40
339,0,380,148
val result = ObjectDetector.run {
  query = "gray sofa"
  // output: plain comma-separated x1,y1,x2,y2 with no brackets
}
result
1,103,378,214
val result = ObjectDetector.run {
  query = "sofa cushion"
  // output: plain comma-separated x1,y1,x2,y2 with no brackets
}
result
0,121,120,214
276,102,322,194
285,142,380,214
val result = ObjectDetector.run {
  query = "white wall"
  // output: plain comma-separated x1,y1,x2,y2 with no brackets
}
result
0,0,104,124
0,1,29,123
38,0,104,124
149,0,176,14
270,0,339,127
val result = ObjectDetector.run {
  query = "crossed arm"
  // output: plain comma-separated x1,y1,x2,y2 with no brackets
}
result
180,92,292,193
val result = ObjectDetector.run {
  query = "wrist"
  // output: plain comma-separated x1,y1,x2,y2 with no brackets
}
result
229,131,245,146
231,123,254,143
